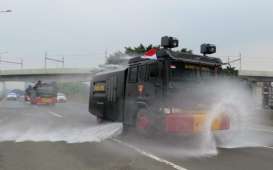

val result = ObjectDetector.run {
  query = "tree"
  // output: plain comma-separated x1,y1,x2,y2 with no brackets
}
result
105,44,159,65
105,44,192,65
180,48,193,54
125,44,159,56
222,66,238,76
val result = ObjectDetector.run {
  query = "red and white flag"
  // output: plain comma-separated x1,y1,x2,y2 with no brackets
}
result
141,48,158,60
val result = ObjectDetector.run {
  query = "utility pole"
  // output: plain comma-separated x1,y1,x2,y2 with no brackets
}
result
0,52,23,69
239,52,242,70
44,51,48,68
0,51,8,65
105,49,108,60
226,54,242,70
20,58,23,69
62,56,64,68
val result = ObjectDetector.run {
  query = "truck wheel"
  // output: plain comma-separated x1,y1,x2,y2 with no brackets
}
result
136,109,151,135
121,124,131,136
96,116,104,124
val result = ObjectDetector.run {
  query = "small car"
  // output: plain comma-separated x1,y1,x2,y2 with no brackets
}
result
57,93,67,103
6,92,18,101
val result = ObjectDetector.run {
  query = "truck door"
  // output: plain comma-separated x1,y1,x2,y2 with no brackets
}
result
124,66,138,125
124,62,163,126
105,75,120,121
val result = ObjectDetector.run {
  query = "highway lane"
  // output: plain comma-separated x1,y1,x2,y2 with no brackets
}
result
0,99,273,170
0,99,122,143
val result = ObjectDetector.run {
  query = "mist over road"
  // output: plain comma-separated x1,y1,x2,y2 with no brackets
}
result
0,99,273,170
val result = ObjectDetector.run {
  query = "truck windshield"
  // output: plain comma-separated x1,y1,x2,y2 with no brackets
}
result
169,61,215,83
166,62,219,109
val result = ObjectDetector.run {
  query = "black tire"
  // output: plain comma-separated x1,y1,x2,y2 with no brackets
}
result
96,116,104,124
121,124,131,136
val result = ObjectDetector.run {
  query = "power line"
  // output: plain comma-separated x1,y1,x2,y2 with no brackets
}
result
0,9,12,13
0,58,23,68
44,52,64,68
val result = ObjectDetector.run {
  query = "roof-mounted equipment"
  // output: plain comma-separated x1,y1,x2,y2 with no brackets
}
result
161,36,179,49
200,43,216,56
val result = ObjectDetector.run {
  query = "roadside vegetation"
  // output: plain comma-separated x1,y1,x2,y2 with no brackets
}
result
105,44,192,65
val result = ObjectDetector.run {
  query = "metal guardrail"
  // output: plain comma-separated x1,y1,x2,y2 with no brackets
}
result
0,68,95,75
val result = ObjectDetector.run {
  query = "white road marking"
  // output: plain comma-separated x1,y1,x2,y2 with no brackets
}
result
112,138,188,170
262,146,273,150
48,111,63,118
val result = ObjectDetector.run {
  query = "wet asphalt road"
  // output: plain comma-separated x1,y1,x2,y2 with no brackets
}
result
0,99,273,170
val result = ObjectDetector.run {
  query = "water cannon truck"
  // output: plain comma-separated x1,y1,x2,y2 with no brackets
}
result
89,36,230,135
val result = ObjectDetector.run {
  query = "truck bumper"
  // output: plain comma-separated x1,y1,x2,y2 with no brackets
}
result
164,113,230,134
31,97,57,105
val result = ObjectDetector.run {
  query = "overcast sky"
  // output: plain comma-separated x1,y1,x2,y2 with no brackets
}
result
0,0,273,70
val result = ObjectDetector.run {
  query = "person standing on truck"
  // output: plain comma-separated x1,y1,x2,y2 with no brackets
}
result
34,80,42,89
25,85,32,95
25,85,33,101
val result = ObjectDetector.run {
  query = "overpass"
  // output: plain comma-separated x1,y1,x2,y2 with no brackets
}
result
239,70,273,108
239,70,273,82
0,68,97,82
0,68,272,109
1,68,273,82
